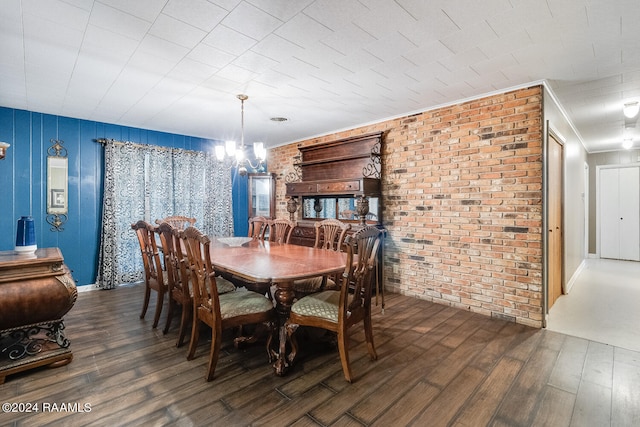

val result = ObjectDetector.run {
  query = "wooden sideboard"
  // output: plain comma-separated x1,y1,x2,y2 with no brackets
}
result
285,132,384,246
0,247,77,384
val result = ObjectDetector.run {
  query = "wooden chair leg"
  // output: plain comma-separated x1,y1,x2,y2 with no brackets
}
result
163,297,175,335
140,285,151,319
187,314,199,360
176,302,191,348
337,330,352,383
205,325,223,381
364,314,377,360
152,291,164,328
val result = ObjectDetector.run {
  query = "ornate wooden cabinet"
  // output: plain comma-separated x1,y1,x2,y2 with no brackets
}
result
0,247,77,383
285,132,384,246
248,172,276,219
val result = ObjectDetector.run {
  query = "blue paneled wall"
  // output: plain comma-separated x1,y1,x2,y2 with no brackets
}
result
0,106,249,287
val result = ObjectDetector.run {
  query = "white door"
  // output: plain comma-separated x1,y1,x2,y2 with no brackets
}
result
619,167,640,260
599,166,640,261
600,168,619,259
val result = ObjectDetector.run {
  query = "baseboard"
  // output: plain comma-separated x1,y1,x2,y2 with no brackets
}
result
77,284,101,292
565,259,587,294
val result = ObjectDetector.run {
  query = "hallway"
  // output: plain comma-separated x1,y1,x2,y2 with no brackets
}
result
547,258,640,352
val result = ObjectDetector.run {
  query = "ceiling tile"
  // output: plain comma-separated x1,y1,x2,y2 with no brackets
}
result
246,0,313,21
363,31,416,62
439,21,498,55
232,50,279,74
188,43,236,69
333,48,383,74
442,0,513,29
22,0,90,31
137,34,189,64
274,12,333,49
202,25,257,55
215,63,258,84
81,24,139,61
320,23,376,56
251,34,305,63
353,2,415,39
163,0,228,32
167,58,219,85
221,1,283,41
303,0,369,31
96,0,166,22
149,14,207,49
89,1,151,40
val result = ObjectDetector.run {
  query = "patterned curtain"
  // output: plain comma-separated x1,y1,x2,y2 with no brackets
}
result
95,141,234,289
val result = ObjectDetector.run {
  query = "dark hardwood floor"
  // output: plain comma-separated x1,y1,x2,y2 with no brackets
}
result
2,283,639,426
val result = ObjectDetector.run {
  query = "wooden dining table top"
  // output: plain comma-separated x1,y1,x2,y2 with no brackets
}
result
208,237,348,284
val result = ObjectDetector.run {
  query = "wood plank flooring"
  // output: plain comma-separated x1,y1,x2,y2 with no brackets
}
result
2,283,639,426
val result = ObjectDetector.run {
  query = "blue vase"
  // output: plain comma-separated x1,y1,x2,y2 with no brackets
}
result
15,216,37,252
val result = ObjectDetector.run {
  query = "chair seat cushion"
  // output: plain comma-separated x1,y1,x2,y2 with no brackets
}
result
292,276,336,293
216,276,236,294
291,290,339,323
219,289,273,319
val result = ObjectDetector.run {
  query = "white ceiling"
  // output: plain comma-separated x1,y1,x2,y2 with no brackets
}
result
1,0,640,153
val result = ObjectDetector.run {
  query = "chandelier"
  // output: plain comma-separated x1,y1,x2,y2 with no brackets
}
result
215,94,266,176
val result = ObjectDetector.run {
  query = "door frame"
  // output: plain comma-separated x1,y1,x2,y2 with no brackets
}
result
548,128,565,311
584,162,589,258
543,122,566,326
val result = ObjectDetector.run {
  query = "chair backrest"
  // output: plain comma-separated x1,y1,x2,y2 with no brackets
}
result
156,222,183,293
248,216,269,240
268,218,296,244
155,215,196,231
131,220,164,286
314,219,351,251
339,226,382,322
180,226,221,317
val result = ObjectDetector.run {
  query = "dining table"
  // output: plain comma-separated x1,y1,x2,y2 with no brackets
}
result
209,237,348,376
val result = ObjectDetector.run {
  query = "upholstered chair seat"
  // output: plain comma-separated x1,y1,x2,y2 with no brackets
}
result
290,290,340,323
217,290,275,319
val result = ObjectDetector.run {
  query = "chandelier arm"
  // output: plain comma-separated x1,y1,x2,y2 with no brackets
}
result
244,159,263,169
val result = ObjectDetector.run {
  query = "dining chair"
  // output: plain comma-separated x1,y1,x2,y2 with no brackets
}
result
232,216,273,298
286,225,383,382
155,215,196,231
131,220,167,329
181,226,275,381
267,218,296,244
292,218,351,298
157,222,237,347
248,216,269,240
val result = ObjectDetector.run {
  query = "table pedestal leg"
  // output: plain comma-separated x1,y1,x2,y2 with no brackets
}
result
272,281,294,376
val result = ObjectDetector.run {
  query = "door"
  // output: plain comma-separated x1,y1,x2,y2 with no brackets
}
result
548,134,563,309
599,166,640,261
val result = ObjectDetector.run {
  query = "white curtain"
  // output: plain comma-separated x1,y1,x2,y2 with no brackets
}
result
95,141,234,289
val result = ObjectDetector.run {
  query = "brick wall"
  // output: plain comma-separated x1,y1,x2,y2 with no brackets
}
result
269,86,543,327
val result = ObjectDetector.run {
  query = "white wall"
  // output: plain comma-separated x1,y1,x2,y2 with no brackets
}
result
543,87,589,290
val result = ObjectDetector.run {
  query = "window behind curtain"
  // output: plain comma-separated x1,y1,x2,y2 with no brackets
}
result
95,141,233,289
